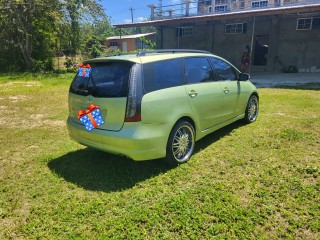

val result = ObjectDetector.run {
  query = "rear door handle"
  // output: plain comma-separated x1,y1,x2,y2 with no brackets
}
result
188,90,198,98
223,88,229,94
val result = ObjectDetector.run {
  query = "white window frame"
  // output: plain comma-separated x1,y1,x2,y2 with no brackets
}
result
252,0,268,8
215,5,228,12
296,18,312,30
110,41,118,47
180,26,193,37
225,23,246,34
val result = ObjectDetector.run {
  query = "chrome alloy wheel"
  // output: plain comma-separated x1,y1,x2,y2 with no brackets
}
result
247,96,258,122
171,125,195,162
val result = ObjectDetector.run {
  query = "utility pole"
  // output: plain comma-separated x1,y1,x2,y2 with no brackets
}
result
129,7,135,23
129,7,135,34
158,0,162,17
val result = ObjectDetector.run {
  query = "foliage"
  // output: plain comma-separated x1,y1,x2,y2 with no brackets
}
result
0,0,113,72
0,0,61,71
59,0,106,57
133,25,157,35
0,1,158,72
139,37,156,50
0,75,319,239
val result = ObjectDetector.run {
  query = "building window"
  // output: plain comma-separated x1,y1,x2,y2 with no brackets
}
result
208,6,212,13
110,41,118,47
177,26,193,37
239,0,245,9
297,18,312,30
205,0,212,5
215,0,228,4
312,17,320,29
215,5,228,12
297,17,320,30
252,0,268,8
225,23,247,34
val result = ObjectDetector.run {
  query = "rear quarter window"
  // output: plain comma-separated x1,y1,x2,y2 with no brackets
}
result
70,61,133,97
143,59,184,93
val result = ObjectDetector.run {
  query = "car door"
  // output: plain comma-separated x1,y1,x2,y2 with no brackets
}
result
184,57,223,131
209,57,243,122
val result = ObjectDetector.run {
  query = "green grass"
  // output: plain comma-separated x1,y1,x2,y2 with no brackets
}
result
0,74,319,239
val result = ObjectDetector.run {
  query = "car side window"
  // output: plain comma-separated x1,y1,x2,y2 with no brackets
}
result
210,57,238,81
184,57,215,84
143,59,183,93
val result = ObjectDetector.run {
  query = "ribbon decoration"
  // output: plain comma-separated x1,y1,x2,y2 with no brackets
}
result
78,103,100,128
78,63,91,77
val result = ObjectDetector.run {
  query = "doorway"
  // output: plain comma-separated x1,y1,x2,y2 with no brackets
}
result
122,42,128,52
253,35,269,66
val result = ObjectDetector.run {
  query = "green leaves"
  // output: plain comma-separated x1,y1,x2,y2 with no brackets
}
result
0,0,109,72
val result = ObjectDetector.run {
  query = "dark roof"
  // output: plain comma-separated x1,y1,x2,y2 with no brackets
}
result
114,3,320,28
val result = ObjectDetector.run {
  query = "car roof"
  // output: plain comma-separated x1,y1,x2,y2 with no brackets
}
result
86,50,222,64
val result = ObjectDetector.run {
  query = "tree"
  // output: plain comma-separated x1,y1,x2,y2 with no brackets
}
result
0,0,109,72
0,0,61,71
60,0,106,57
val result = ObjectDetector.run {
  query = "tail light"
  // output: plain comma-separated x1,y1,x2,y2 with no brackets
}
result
125,64,141,122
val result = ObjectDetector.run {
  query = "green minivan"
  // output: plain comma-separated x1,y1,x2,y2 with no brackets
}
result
67,50,258,165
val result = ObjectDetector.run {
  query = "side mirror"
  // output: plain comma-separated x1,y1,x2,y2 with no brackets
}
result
239,73,250,81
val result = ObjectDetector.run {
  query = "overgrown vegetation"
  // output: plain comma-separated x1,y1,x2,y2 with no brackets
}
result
0,0,155,72
0,74,319,239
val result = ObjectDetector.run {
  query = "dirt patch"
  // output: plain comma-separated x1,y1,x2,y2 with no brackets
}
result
0,105,9,110
8,95,28,102
0,81,41,87
0,113,65,129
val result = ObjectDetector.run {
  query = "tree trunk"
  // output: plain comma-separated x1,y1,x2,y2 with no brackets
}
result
13,1,34,70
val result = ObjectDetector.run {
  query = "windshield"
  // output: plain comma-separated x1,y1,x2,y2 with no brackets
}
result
70,61,133,98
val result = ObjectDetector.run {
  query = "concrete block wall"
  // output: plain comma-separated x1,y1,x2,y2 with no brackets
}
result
158,13,320,72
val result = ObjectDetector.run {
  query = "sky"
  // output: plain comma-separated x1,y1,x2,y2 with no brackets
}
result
102,0,196,25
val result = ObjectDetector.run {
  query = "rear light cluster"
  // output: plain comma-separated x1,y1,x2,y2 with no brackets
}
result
125,64,141,122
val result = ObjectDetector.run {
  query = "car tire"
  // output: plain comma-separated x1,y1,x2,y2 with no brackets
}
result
244,95,259,123
165,120,195,166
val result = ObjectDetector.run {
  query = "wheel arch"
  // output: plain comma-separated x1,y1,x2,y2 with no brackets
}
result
175,116,196,136
251,91,259,100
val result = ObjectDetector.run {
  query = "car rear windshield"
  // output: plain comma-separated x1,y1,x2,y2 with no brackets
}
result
70,61,133,97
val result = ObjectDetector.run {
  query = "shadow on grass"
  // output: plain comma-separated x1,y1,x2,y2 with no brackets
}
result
48,149,174,192
195,121,244,153
48,121,244,193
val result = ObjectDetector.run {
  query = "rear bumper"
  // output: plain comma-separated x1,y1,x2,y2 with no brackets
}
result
67,117,172,161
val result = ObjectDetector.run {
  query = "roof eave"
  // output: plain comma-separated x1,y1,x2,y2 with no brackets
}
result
114,4,320,28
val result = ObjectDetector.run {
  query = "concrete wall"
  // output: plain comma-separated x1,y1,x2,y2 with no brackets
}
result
276,15,320,72
158,13,320,72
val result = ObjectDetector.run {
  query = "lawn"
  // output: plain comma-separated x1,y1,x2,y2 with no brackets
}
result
0,74,319,239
